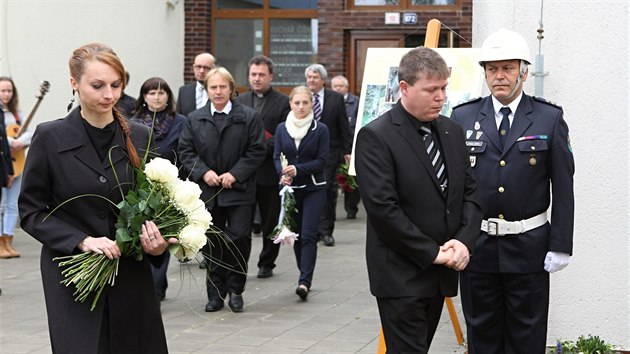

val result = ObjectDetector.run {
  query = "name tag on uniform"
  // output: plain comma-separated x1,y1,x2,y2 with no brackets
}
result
466,141,483,147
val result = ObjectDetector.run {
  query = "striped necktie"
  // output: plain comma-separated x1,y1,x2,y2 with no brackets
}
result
499,106,511,148
313,93,322,121
420,123,448,193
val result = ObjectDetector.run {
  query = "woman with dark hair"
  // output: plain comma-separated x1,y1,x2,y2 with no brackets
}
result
19,43,172,353
131,76,186,300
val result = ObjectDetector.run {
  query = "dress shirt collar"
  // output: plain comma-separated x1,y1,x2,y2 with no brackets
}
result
211,100,233,116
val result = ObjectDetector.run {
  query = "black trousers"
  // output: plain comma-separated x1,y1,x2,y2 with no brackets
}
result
206,204,253,300
318,162,339,238
343,188,361,215
377,294,445,354
460,270,550,354
256,184,281,269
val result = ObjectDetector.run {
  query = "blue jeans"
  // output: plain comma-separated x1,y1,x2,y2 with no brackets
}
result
1,174,22,236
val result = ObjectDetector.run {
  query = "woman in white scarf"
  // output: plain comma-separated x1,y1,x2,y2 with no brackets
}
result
273,86,330,300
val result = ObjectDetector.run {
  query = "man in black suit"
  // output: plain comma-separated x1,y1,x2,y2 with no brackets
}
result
355,47,482,353
176,53,216,117
235,55,290,279
305,64,352,247
331,75,361,220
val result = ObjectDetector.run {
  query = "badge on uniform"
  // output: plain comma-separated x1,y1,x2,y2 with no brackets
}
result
529,153,537,166
474,121,480,130
466,130,473,139
476,131,483,140
567,134,573,153
470,155,476,167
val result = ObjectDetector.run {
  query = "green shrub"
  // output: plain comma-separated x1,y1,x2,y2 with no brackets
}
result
552,335,616,354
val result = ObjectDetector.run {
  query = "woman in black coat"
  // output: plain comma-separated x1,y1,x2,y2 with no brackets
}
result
273,85,329,300
131,77,187,301
19,43,172,354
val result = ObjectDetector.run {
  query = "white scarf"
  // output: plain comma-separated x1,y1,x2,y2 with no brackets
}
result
285,111,314,149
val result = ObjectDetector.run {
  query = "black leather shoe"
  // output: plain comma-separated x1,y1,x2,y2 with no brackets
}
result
257,267,273,279
205,299,224,312
295,285,309,300
323,235,335,247
228,293,244,312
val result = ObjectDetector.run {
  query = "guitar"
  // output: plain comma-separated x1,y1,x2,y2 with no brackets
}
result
5,80,50,177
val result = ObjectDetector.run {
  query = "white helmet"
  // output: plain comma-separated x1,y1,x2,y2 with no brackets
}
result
479,28,531,66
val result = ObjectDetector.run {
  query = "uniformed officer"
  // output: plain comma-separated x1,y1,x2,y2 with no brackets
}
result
450,28,575,354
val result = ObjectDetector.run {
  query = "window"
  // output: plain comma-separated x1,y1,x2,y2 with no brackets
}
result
212,1,317,91
349,0,458,9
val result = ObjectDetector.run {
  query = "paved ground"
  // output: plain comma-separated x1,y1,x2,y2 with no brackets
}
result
0,202,468,354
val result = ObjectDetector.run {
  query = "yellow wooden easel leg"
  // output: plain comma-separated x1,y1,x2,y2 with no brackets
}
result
376,297,464,353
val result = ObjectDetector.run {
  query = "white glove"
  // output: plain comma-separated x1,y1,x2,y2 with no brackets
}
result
544,251,570,273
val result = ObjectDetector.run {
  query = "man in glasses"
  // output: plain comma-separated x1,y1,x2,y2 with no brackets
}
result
177,52,216,117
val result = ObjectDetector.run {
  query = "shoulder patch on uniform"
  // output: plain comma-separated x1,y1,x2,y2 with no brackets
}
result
532,96,562,109
453,96,482,110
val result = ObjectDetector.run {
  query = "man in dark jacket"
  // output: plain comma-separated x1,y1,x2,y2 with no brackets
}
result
235,55,290,279
305,64,352,247
176,53,216,117
178,67,265,313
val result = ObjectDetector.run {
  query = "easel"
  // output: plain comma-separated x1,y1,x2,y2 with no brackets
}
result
376,18,465,354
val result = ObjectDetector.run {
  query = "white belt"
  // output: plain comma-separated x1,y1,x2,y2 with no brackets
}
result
481,212,548,236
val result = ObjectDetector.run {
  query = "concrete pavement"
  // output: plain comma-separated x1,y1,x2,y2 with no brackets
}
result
0,203,468,354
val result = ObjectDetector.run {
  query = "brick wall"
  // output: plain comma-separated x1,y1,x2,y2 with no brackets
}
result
183,0,472,83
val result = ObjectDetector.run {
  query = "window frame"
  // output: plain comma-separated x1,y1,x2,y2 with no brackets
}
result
347,0,461,11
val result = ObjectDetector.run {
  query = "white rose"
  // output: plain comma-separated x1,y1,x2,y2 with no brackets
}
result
177,225,208,259
144,157,179,184
171,180,202,211
188,202,212,230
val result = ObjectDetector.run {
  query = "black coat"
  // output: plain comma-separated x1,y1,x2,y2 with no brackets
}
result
19,108,167,354
320,88,352,165
177,101,266,208
176,82,198,117
0,108,14,186
235,88,290,186
355,101,482,298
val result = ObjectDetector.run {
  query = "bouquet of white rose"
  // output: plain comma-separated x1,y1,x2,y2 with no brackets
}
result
269,153,299,246
53,157,212,310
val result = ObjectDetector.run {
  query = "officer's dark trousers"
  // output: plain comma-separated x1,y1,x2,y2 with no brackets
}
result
206,204,252,300
460,270,550,354
293,188,326,288
256,184,281,270
377,294,444,354
318,162,339,238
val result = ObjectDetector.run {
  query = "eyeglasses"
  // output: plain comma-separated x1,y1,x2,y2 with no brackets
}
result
193,65,213,71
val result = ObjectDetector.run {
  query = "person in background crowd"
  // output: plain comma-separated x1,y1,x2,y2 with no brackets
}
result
176,53,216,117
330,75,360,220
451,28,575,354
304,64,352,247
235,55,290,279
355,47,482,353
0,76,26,258
115,71,137,118
273,85,329,300
131,77,187,302
178,67,265,313
19,42,172,353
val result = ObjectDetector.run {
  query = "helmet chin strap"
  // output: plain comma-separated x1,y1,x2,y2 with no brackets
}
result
504,60,528,101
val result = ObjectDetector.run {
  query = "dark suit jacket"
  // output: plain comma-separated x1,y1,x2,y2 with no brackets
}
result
176,82,198,117
18,108,167,353
235,88,290,186
355,101,482,298
320,88,352,165
450,94,574,273
345,93,360,143
273,120,329,191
